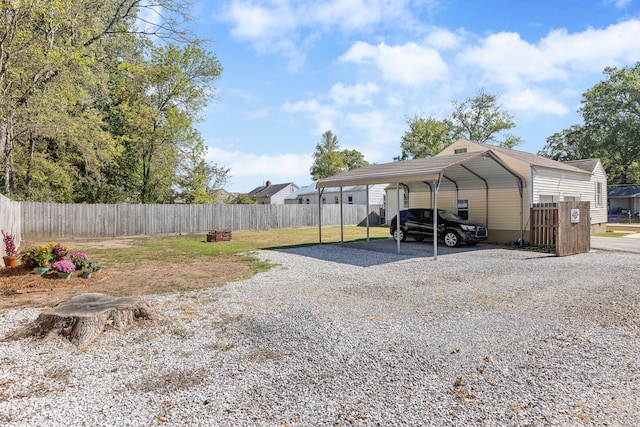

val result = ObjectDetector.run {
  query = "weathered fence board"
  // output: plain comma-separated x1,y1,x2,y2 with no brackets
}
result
530,203,557,247
0,194,21,255
556,201,591,257
19,203,375,240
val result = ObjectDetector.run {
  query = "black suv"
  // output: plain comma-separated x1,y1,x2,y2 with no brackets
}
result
390,208,488,247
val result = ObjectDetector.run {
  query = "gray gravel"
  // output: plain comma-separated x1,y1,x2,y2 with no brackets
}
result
1,242,639,426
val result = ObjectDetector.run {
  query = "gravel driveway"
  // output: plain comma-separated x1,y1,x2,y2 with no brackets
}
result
1,243,639,426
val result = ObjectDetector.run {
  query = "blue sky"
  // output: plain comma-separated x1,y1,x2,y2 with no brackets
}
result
189,0,640,193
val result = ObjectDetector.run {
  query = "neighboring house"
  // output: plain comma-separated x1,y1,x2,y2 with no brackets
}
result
285,183,388,222
385,139,608,242
247,181,298,205
285,183,387,205
608,186,640,215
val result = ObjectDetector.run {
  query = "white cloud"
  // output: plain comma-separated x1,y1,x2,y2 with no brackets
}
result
282,99,340,133
604,0,632,8
224,0,295,40
340,41,448,85
503,89,570,116
344,110,403,161
311,0,413,31
329,82,380,106
207,147,313,190
424,28,463,50
461,19,640,86
220,0,431,68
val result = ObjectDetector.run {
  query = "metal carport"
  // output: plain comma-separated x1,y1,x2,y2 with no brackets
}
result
316,150,526,259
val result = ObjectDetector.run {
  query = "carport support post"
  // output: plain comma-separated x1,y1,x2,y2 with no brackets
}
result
366,184,370,242
433,180,439,260
340,186,344,243
396,183,401,254
318,188,323,244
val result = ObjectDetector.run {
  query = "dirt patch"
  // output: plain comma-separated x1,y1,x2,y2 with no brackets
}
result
0,256,251,312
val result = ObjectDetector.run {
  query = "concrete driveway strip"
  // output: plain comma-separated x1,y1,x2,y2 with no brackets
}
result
591,234,640,254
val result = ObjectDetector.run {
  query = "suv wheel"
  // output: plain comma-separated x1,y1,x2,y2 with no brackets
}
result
392,228,407,242
443,231,460,247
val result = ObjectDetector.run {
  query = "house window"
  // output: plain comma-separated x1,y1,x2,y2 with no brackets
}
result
454,148,467,154
563,194,581,202
403,192,409,208
297,198,303,204
334,196,339,204
596,182,603,207
348,196,353,204
457,199,469,220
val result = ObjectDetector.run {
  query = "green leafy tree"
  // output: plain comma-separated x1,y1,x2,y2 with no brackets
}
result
447,88,521,148
538,125,597,161
0,0,224,203
176,136,230,204
397,89,521,160
310,130,368,180
580,64,640,184
539,63,640,185
396,115,451,160
234,193,256,204
112,43,222,203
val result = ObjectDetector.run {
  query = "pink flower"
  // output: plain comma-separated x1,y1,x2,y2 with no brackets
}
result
52,260,76,273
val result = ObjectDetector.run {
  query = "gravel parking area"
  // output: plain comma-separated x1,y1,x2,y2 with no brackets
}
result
1,242,639,426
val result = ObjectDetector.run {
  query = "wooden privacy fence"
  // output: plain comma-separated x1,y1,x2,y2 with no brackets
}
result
530,201,591,256
20,202,375,240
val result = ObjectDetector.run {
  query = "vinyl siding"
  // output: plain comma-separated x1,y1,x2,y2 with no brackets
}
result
531,167,605,223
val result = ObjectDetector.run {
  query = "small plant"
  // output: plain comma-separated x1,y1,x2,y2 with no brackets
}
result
33,245,53,267
51,259,75,273
51,242,69,262
71,252,89,269
89,261,102,272
19,249,37,268
1,230,17,257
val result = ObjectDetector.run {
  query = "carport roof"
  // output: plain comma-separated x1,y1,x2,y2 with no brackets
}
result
316,150,526,191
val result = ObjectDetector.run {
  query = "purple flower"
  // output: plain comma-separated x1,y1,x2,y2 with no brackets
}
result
51,260,76,273
71,252,89,260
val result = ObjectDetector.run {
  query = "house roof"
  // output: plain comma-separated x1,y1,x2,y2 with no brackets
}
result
285,184,316,199
608,186,640,198
562,159,601,173
316,150,526,191
248,182,296,199
463,140,590,174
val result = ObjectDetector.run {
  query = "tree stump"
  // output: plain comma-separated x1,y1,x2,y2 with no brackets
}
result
3,293,159,348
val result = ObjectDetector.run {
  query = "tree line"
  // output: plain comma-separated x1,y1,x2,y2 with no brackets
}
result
0,0,228,204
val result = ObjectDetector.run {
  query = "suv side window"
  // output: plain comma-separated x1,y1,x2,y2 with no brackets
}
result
422,209,433,222
401,211,415,221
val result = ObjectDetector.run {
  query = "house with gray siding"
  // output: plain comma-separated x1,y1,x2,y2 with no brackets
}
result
247,181,298,205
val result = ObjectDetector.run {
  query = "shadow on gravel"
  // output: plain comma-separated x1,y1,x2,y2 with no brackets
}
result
269,238,491,267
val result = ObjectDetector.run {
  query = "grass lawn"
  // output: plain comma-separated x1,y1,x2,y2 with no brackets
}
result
85,225,391,268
